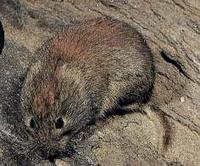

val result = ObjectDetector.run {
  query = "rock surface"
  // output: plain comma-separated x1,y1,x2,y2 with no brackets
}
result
0,0,199,165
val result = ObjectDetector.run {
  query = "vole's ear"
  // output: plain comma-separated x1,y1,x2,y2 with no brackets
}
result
0,20,4,54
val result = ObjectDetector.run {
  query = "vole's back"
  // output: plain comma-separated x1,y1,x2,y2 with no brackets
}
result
36,17,155,115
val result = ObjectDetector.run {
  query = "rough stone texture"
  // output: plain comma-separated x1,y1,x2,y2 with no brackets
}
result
0,0,199,165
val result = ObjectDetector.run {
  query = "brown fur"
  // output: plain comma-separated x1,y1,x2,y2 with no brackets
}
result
20,17,155,160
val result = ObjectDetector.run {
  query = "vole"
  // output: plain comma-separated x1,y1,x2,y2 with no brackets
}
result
19,17,155,161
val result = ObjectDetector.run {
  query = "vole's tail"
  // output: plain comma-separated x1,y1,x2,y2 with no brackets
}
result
121,103,172,152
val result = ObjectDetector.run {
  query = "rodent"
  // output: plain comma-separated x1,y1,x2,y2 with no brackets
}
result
19,17,155,161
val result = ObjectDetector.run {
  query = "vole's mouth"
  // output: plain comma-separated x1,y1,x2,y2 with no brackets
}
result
47,155,56,163
40,144,75,162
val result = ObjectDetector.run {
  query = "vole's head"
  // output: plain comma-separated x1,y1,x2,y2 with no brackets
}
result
20,58,94,160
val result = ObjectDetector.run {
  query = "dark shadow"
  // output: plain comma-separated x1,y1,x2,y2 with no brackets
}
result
0,20,4,54
160,50,189,79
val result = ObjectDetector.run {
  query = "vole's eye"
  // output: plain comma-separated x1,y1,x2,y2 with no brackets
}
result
55,117,64,129
29,118,36,129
